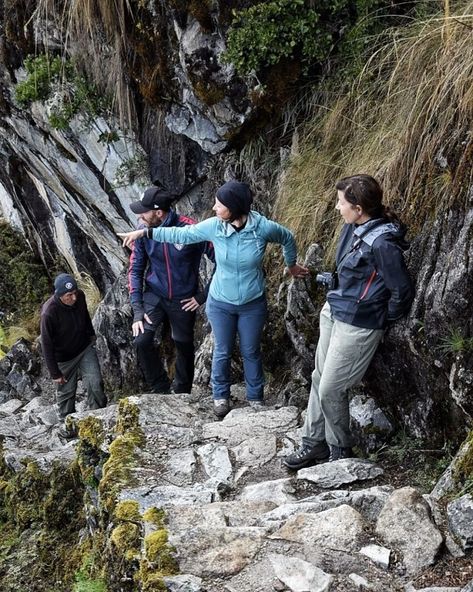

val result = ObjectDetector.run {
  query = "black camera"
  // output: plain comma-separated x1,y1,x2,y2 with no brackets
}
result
316,271,338,290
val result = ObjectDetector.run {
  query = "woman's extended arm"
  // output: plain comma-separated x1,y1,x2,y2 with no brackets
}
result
118,217,216,248
261,218,310,278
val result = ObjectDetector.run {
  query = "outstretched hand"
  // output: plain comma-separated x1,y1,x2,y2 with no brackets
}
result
118,229,146,248
286,263,310,279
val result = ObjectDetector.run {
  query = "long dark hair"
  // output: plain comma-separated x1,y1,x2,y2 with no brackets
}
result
335,174,402,225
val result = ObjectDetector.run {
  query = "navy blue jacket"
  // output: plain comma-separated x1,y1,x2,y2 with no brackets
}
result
128,210,213,321
327,218,414,329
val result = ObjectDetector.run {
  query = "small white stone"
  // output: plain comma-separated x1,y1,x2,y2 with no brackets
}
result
360,543,391,569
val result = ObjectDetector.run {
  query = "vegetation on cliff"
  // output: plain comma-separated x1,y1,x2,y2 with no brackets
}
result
276,2,473,255
0,222,49,353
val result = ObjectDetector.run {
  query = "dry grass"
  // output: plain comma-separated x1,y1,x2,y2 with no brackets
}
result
275,2,473,260
30,0,137,129
77,271,102,316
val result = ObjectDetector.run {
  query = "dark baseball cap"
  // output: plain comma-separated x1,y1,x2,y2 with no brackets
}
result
129,187,176,214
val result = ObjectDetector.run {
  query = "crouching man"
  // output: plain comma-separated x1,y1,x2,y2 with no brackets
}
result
40,273,107,436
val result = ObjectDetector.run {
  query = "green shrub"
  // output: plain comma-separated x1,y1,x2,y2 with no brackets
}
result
15,54,110,130
0,222,49,328
222,0,331,75
15,54,67,105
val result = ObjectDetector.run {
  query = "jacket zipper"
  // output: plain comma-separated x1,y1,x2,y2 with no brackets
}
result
163,244,173,299
357,270,377,302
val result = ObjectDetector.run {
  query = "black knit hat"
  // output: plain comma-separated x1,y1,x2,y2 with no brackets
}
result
130,187,176,214
54,273,78,296
216,181,253,218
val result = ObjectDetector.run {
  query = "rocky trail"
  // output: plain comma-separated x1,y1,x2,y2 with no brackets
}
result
0,348,472,592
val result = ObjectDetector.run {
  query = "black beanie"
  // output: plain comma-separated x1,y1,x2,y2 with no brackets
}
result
216,181,253,218
54,273,78,296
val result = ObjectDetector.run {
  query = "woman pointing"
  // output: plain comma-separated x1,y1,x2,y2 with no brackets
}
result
119,180,308,418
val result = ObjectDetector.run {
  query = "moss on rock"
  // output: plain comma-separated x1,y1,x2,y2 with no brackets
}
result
114,500,142,522
110,522,141,561
142,507,166,528
77,416,107,488
99,399,144,516
452,429,473,493
144,529,177,572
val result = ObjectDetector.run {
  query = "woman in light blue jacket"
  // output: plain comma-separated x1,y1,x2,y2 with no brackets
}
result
119,180,308,417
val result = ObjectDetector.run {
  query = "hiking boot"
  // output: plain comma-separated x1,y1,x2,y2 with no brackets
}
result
248,400,265,409
283,441,330,470
213,398,230,418
328,445,354,462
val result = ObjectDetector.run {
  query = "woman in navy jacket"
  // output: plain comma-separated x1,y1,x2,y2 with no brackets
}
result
284,174,414,468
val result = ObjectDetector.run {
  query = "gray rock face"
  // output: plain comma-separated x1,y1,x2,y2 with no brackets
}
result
0,383,466,592
268,553,333,592
165,16,252,154
172,526,266,577
369,206,473,439
350,393,394,451
297,458,384,489
447,494,473,551
258,485,392,526
163,574,204,592
202,406,299,447
92,271,144,394
284,244,324,373
239,478,296,505
271,504,367,552
431,436,473,500
0,107,140,290
375,487,443,575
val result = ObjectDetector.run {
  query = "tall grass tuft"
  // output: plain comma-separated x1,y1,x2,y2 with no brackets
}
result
276,2,473,260
31,0,136,129
78,272,102,316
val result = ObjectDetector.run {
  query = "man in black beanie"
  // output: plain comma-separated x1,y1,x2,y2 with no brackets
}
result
40,273,107,437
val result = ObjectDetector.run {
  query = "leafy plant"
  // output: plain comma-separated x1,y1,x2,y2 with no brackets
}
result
73,554,107,592
114,152,149,188
15,54,110,130
222,0,333,75
0,222,49,325
15,54,68,105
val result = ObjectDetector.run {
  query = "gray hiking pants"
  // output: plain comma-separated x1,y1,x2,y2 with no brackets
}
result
56,344,107,419
302,302,384,448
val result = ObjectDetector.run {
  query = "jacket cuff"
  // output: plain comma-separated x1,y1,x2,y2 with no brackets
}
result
194,291,206,305
131,302,145,322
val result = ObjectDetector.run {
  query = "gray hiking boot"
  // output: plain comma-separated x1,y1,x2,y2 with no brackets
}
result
328,445,354,462
283,441,330,470
213,398,230,419
248,400,265,408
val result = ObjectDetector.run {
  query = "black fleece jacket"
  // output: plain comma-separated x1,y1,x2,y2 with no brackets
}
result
40,290,95,378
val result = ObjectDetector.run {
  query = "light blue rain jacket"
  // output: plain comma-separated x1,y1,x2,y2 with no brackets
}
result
151,211,297,305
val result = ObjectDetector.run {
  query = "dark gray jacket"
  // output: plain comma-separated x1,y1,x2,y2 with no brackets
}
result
327,218,414,329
